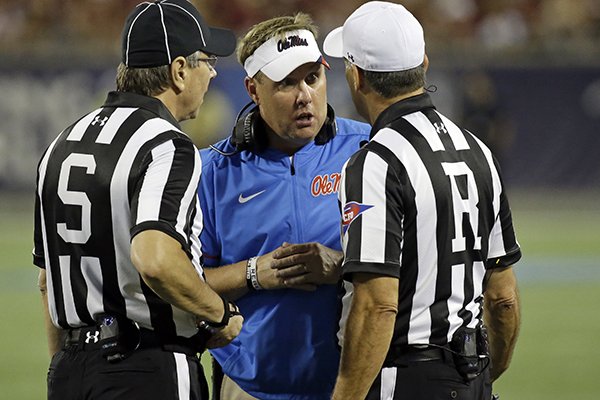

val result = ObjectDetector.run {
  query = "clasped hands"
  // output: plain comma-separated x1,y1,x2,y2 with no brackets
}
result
256,242,343,291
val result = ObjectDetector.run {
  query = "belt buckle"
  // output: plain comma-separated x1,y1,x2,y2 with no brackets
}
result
64,329,80,347
411,344,430,351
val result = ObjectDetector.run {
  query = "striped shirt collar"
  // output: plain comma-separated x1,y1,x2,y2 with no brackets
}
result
103,91,181,129
370,92,435,139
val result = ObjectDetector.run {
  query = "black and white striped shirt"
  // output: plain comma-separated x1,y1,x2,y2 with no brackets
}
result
33,91,204,338
338,93,521,351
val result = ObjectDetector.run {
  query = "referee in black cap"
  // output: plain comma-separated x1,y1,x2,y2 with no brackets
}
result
34,1,241,399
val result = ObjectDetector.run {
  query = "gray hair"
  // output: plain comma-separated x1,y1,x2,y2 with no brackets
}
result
116,52,202,96
363,64,426,98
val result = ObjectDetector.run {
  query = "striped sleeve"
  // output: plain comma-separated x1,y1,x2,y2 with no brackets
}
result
487,180,522,268
32,135,62,269
471,135,522,269
130,136,200,253
340,148,402,279
33,152,46,268
33,188,45,268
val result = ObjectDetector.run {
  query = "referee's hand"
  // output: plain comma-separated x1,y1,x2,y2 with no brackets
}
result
206,314,243,349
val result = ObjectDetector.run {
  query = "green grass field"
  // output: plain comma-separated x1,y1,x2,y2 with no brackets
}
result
1,189,599,399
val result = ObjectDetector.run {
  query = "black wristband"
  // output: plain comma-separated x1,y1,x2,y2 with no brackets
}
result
204,296,230,328
203,297,240,329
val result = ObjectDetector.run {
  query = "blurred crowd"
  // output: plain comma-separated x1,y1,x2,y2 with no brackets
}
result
1,0,598,191
3,0,600,61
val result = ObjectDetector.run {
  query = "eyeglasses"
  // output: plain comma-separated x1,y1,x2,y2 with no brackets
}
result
195,56,218,70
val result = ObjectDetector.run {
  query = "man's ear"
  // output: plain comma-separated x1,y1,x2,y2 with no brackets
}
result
244,76,260,105
423,53,429,73
351,64,368,95
170,56,188,94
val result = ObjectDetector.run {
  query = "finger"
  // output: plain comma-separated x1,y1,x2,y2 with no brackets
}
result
275,264,309,278
270,257,297,270
206,337,225,349
207,332,236,349
281,272,315,285
272,243,310,259
271,255,308,269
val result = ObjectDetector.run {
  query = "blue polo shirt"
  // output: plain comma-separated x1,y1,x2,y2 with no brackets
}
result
198,117,369,399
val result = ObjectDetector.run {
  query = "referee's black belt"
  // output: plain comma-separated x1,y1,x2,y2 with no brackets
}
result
385,345,450,366
64,325,204,357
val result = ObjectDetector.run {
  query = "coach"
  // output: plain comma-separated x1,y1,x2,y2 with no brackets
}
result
33,1,241,399
324,2,522,399
198,13,370,400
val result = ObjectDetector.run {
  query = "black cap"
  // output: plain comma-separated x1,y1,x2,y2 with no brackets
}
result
121,0,237,68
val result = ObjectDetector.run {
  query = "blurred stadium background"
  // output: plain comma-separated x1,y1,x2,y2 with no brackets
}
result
1,0,599,398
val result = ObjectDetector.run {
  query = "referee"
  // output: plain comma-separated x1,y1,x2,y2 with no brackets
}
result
324,2,521,399
33,1,241,399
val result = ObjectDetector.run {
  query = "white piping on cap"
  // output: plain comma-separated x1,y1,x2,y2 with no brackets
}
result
156,3,172,64
125,2,153,66
165,2,206,47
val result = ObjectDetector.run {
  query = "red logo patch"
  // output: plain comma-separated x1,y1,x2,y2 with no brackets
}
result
311,173,341,197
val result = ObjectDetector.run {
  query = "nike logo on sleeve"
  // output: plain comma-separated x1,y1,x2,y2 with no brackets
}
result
238,190,266,203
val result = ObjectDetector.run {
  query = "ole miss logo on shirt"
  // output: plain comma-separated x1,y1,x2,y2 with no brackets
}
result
311,173,342,197
342,202,373,234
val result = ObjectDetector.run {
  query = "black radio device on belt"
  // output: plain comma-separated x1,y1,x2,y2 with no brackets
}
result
97,315,139,363
450,326,490,381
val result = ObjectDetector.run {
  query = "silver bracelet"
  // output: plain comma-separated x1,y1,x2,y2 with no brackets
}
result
246,256,262,290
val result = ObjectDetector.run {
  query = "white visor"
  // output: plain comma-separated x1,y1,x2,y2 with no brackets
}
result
244,29,329,81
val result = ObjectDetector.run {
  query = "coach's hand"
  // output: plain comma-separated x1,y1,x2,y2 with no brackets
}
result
254,249,317,291
205,314,243,349
271,242,342,286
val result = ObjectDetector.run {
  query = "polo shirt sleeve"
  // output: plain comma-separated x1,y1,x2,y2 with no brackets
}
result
197,150,221,268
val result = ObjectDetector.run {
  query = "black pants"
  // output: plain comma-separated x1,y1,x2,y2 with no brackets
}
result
47,346,209,400
367,355,491,400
